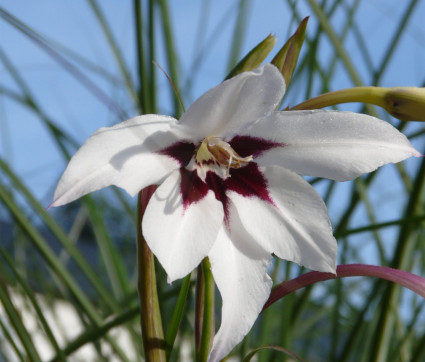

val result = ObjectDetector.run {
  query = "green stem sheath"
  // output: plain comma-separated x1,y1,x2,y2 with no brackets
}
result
197,258,215,362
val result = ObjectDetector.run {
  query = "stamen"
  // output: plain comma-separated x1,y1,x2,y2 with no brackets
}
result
195,136,253,178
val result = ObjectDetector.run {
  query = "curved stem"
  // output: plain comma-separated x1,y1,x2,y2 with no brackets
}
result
263,264,425,311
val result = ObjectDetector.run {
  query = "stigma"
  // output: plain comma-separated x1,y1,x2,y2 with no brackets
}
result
195,136,253,177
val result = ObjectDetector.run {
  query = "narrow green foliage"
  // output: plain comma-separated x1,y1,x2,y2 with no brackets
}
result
198,258,215,362
0,283,42,362
1,1,424,361
0,246,65,360
165,274,192,360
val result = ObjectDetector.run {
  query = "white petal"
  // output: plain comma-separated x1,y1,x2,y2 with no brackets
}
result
208,223,272,362
228,166,336,273
52,115,183,206
243,110,420,181
142,170,224,282
176,64,285,140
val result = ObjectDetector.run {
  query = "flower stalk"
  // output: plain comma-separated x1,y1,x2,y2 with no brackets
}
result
263,264,425,311
137,186,166,362
197,258,215,362
291,86,425,122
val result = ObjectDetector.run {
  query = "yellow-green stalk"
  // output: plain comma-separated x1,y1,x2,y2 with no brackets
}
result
291,86,425,122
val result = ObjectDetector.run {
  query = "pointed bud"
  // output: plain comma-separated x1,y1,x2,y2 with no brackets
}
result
225,34,277,79
383,87,425,122
271,17,309,87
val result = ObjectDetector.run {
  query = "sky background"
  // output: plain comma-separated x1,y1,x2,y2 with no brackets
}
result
1,0,425,213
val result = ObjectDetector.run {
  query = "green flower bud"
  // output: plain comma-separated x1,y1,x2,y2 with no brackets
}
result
225,34,277,79
271,17,309,87
383,87,425,122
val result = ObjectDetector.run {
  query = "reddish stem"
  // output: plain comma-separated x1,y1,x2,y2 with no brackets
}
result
263,264,425,311
137,185,166,361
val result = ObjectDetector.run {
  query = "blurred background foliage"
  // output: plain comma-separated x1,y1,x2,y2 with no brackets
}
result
1,0,425,361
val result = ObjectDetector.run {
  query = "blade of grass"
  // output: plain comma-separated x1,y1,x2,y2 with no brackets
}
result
158,0,183,117
134,0,151,114
370,147,425,362
0,49,78,159
84,197,130,300
0,156,121,312
0,317,26,362
0,181,132,360
0,246,66,360
226,0,252,73
372,0,420,84
148,0,157,114
165,273,192,360
49,304,140,362
0,181,101,325
0,8,127,119
305,0,363,87
87,0,139,107
0,281,42,362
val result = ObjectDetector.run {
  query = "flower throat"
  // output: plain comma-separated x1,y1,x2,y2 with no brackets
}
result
196,136,253,174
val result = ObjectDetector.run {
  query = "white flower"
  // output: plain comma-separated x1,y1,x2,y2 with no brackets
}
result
51,64,420,362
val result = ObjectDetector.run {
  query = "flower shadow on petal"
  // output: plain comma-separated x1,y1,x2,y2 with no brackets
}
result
149,171,184,215
227,199,270,260
109,130,180,171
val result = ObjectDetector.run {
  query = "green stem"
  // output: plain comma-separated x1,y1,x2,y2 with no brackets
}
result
195,264,204,359
305,0,363,87
134,0,151,113
158,0,183,117
137,186,166,361
87,0,138,105
198,258,215,362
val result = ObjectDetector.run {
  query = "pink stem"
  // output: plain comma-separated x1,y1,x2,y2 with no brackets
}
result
263,264,425,311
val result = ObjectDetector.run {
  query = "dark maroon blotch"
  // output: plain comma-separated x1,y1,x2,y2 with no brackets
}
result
206,171,230,223
226,163,274,205
229,135,284,158
159,141,196,166
179,168,209,210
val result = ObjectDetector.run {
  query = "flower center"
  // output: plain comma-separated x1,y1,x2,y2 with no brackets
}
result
195,136,253,175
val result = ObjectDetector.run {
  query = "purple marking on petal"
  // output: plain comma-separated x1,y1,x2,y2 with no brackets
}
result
204,171,233,227
179,168,209,209
229,135,284,158
179,168,231,224
159,141,196,166
226,163,274,206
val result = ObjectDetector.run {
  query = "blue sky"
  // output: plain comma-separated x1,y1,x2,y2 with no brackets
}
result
1,0,425,209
